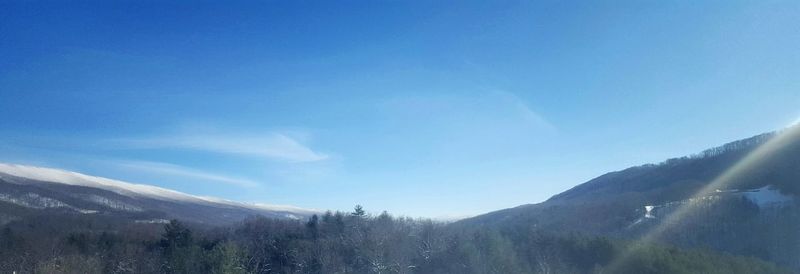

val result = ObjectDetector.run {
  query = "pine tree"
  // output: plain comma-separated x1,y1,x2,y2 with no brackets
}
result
352,205,366,217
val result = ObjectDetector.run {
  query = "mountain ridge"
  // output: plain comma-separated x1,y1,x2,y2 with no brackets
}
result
460,125,800,270
0,163,318,225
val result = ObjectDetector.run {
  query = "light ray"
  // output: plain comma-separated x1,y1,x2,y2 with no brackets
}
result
605,124,800,272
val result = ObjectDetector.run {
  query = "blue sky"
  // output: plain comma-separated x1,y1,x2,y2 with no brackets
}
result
2,1,800,218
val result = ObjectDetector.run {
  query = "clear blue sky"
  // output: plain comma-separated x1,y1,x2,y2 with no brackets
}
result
2,1,800,218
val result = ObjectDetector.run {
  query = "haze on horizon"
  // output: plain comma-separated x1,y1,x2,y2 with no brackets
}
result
2,1,800,218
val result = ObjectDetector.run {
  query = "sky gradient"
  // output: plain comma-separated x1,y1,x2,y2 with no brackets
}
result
2,1,800,218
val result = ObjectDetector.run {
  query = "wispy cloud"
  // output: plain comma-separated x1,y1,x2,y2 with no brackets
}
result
112,160,259,188
117,133,329,163
489,90,556,133
381,90,556,134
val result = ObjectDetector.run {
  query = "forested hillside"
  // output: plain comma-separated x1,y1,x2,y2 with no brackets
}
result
549,127,800,203
0,205,787,274
463,126,800,271
0,164,315,225
3,128,800,273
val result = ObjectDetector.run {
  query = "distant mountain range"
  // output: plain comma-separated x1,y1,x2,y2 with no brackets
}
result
461,125,800,270
0,163,317,226
4,126,800,270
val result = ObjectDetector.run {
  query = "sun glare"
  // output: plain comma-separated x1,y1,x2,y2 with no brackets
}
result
605,124,800,272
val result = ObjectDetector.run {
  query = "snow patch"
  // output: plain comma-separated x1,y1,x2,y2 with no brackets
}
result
0,192,72,209
135,219,171,224
250,203,320,215
742,185,793,207
634,185,794,223
0,192,96,214
644,205,655,219
76,194,143,212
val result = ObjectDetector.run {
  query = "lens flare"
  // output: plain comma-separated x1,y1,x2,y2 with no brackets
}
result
605,124,800,272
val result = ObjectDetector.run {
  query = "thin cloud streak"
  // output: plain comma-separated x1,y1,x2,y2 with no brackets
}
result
113,160,260,188
117,133,329,163
382,90,556,134
490,90,557,133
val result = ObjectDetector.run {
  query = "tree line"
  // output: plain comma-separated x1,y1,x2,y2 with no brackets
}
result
0,205,788,274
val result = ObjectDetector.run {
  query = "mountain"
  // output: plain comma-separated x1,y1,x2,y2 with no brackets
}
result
461,125,800,270
0,136,795,273
0,163,317,226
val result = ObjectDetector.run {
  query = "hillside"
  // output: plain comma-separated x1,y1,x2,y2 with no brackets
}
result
0,163,316,225
462,125,800,270
0,133,796,272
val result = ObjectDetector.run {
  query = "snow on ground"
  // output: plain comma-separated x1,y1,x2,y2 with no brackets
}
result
636,185,794,222
742,185,793,207
644,205,655,218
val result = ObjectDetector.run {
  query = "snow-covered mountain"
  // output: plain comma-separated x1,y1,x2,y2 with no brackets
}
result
0,163,317,225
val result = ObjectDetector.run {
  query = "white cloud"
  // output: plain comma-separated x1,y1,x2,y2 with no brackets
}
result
119,133,328,163
112,160,259,188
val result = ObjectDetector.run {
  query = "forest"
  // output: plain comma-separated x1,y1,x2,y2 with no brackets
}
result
0,205,787,274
